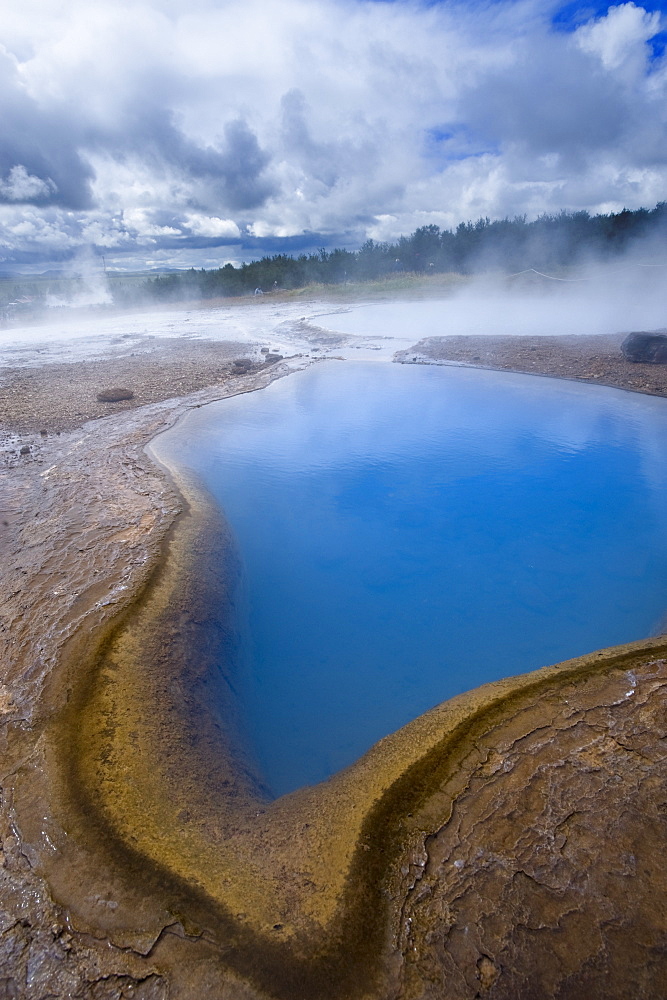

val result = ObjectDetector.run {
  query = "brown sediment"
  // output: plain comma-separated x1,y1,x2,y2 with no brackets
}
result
48,520,667,998
395,332,667,398
3,336,667,997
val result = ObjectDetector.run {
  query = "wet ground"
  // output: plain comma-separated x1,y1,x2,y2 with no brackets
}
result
3,295,667,998
397,332,667,396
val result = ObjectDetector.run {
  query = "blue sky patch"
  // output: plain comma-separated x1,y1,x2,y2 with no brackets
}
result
425,125,499,163
649,28,667,58
552,0,667,32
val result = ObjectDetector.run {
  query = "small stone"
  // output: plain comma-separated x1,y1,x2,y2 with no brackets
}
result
19,445,30,455
96,388,134,402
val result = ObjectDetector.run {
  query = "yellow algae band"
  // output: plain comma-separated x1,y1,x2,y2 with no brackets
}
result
46,427,667,1000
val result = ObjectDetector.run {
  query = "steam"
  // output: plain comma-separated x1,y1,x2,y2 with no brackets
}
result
45,249,112,309
319,255,667,343
452,259,667,338
3,240,667,375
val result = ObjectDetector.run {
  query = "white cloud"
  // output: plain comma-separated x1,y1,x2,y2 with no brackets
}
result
184,214,241,238
122,208,182,238
0,0,666,266
575,2,660,71
0,164,56,201
0,205,80,249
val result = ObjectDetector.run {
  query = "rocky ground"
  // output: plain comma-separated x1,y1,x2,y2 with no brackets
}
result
0,337,279,436
4,331,665,447
2,332,667,998
396,332,667,397
0,358,307,999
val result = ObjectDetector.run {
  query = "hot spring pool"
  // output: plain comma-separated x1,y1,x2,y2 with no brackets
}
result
156,362,667,796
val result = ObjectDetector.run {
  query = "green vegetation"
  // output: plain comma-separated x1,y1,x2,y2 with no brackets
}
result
127,202,667,305
3,203,666,317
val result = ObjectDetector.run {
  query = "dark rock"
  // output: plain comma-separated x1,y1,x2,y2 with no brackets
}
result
96,388,135,403
621,332,667,363
264,353,284,363
19,445,30,455
233,358,253,370
260,347,269,354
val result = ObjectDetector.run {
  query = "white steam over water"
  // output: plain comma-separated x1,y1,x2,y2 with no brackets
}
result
323,267,667,340
1,263,666,369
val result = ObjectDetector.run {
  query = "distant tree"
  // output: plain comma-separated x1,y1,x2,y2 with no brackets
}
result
120,201,667,306
356,239,391,280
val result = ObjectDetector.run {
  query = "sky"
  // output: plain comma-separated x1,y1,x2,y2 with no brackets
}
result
1,0,667,272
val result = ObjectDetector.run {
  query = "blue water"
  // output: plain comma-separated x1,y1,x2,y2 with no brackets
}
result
158,363,667,796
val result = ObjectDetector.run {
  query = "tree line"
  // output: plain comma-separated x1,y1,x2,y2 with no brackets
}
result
119,202,667,303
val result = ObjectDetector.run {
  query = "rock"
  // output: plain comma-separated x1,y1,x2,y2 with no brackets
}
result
621,332,667,363
260,347,269,354
264,353,284,363
19,445,30,455
233,358,253,370
96,388,135,402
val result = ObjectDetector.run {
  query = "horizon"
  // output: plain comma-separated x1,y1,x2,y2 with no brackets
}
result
2,199,667,280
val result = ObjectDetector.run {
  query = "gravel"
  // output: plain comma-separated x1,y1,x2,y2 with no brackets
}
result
397,332,667,398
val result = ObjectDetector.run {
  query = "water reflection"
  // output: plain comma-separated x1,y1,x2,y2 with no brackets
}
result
157,363,667,796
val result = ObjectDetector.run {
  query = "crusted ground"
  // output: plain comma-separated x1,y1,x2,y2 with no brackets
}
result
396,661,667,1000
396,332,667,398
0,337,273,435
2,334,667,997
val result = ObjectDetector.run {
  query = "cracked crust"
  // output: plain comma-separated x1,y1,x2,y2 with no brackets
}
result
396,662,667,999
2,345,667,997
